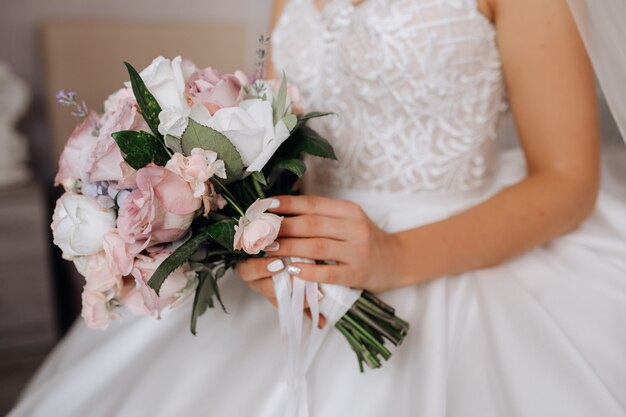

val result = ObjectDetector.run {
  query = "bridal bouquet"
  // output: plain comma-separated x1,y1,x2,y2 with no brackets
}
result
51,53,408,371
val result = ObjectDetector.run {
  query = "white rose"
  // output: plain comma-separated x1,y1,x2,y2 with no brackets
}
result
203,99,291,172
138,56,196,137
138,56,187,110
158,106,190,137
51,193,117,259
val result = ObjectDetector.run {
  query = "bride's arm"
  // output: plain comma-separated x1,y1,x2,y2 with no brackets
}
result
238,0,599,297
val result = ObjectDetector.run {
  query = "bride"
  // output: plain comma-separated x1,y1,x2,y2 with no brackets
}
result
9,0,626,416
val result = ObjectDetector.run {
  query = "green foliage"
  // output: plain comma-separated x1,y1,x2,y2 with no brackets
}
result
124,62,163,140
181,119,245,183
165,134,183,154
271,158,306,178
147,219,237,294
111,130,170,169
284,125,337,160
273,74,288,125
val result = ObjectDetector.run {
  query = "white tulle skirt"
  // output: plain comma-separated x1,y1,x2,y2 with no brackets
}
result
9,148,626,417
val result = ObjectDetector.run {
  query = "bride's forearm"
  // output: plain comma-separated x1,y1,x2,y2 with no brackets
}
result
390,172,599,287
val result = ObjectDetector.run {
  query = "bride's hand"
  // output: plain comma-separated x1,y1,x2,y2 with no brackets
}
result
236,195,403,305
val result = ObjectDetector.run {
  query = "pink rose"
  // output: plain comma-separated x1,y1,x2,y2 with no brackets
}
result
185,67,244,115
73,251,122,293
131,252,197,316
102,230,146,276
84,88,147,183
117,165,201,247
55,112,100,188
165,148,226,216
234,198,283,255
120,286,152,316
81,290,119,330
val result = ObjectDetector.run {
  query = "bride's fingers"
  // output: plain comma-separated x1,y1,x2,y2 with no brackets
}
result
286,263,355,287
269,195,364,219
271,238,353,263
278,214,360,240
304,309,327,329
236,257,285,282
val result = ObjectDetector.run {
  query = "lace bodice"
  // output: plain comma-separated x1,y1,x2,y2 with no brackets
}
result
271,0,508,194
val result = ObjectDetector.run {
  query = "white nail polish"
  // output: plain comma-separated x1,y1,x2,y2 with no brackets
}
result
267,259,285,273
265,242,280,252
268,198,280,209
287,265,302,275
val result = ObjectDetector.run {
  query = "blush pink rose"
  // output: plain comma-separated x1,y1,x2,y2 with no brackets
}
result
117,165,201,247
54,112,100,189
234,198,283,255
81,290,119,330
165,148,226,198
120,285,152,316
84,88,148,183
102,230,146,276
73,251,123,293
185,67,244,115
131,252,197,316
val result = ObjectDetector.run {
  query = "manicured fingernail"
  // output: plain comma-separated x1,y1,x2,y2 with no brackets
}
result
267,259,285,273
317,289,324,300
287,265,302,275
265,242,280,252
268,198,280,209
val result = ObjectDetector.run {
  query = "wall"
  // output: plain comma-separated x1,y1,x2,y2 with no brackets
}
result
0,0,274,180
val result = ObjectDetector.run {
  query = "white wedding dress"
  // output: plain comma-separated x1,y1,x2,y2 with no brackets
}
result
9,0,626,416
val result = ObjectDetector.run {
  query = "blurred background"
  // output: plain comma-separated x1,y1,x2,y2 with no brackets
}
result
0,0,623,414
0,0,272,413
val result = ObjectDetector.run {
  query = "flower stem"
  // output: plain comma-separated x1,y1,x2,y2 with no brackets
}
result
213,179,246,217
334,290,410,372
252,176,266,199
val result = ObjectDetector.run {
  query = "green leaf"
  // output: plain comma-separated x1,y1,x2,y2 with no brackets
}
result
148,233,211,294
273,73,288,125
181,119,245,183
291,125,337,160
124,62,163,139
112,130,170,170
282,114,297,132
205,218,237,251
251,171,267,186
147,219,236,294
190,273,213,335
165,134,183,154
272,158,306,178
298,111,334,124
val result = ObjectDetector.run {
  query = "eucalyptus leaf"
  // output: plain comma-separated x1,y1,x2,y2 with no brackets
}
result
124,62,163,139
282,114,297,132
181,119,245,183
272,158,307,178
112,130,170,169
165,134,183,154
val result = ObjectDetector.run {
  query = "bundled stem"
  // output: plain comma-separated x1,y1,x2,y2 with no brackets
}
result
334,290,410,372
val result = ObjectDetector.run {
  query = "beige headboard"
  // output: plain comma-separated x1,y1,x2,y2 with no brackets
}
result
40,20,248,164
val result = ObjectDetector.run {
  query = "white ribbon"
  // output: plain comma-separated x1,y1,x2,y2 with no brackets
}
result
272,257,362,417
